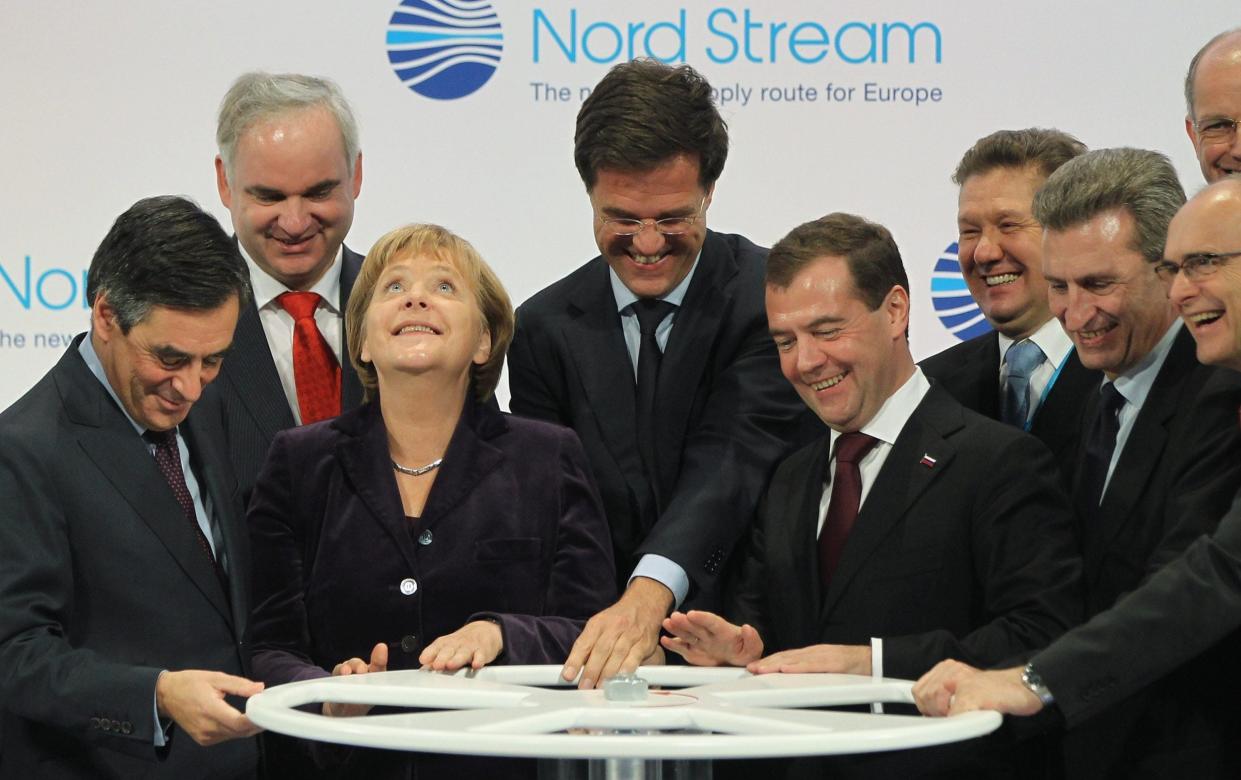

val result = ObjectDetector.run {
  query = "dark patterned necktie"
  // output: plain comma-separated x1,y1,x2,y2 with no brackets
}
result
819,432,879,587
144,429,217,567
1078,383,1126,510
633,299,676,507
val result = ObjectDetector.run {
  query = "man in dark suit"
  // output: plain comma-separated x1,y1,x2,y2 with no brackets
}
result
915,178,1241,779
915,151,1241,777
0,196,261,779
211,71,366,502
921,129,1098,481
508,60,816,689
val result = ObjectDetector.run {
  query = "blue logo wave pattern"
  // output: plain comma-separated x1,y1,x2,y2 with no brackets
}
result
931,242,992,341
387,0,503,100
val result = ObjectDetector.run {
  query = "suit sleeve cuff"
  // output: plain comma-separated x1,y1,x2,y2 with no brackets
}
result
870,637,884,714
630,555,690,609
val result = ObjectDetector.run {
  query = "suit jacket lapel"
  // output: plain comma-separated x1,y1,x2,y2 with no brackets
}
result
820,386,960,618
335,404,420,572
969,332,1001,419
657,232,735,470
564,260,649,509
339,245,365,411
1086,331,1194,572
223,301,296,439
56,348,235,625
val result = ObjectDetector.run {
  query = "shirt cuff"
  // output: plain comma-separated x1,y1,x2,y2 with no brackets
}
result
153,671,172,747
870,637,884,714
629,555,690,609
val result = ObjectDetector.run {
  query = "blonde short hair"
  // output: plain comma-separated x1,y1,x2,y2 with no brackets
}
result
345,224,513,401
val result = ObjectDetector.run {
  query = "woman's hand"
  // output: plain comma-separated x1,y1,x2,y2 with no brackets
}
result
322,642,388,717
419,620,504,672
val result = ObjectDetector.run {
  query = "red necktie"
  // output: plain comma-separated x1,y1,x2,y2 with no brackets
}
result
819,432,878,587
278,291,340,424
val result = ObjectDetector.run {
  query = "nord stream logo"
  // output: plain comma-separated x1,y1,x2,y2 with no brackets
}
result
931,242,991,342
386,0,503,100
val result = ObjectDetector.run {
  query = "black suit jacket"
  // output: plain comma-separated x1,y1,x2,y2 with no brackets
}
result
729,384,1082,681
1055,332,1241,778
0,339,256,779
508,230,819,601
920,329,1100,485
247,399,616,779
211,246,365,504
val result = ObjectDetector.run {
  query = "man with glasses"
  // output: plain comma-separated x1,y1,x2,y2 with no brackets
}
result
508,59,815,689
914,175,1241,780
1185,27,1241,184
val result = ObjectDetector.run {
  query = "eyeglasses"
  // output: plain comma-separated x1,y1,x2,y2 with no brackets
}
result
1154,250,1241,282
1193,116,1239,143
597,199,707,236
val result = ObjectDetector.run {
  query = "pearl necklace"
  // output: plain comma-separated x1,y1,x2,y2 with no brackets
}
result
390,457,444,477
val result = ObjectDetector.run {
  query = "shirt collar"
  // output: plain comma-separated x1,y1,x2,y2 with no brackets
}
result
829,367,932,450
240,242,343,314
78,334,146,436
996,317,1074,368
609,249,702,313
1109,319,1183,409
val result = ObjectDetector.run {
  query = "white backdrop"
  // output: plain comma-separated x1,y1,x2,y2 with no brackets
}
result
0,1,1227,409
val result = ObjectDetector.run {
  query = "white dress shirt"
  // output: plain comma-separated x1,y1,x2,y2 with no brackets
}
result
241,245,344,425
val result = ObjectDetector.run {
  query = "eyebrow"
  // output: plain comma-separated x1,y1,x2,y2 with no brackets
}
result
769,314,845,337
245,178,340,199
599,204,699,219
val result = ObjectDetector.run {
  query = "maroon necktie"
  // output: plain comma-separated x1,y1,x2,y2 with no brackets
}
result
819,432,879,587
144,429,217,566
278,291,341,424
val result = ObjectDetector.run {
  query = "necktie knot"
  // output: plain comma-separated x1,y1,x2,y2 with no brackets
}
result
1099,382,1125,416
632,299,676,339
278,291,322,322
1005,339,1045,378
142,428,177,450
833,432,878,466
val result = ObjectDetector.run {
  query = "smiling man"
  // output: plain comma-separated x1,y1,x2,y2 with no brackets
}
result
0,196,262,779
661,212,1081,777
922,129,1099,483
508,59,816,690
210,72,366,504
915,177,1241,780
1185,28,1241,184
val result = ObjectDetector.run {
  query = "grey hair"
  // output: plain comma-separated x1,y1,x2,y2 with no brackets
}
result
1032,148,1186,264
217,71,359,177
1184,27,1241,118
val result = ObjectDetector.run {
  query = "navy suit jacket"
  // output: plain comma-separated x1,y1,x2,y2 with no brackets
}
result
729,384,1082,680
508,230,819,602
210,245,365,505
247,398,617,682
0,339,256,779
1056,331,1241,778
920,329,1100,486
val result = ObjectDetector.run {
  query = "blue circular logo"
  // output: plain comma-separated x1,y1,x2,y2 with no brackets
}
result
931,242,992,341
386,0,503,100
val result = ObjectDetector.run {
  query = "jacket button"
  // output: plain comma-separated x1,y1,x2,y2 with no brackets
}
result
400,578,418,596
121,721,133,735
99,719,111,732
400,635,419,654
418,530,433,546
90,717,100,729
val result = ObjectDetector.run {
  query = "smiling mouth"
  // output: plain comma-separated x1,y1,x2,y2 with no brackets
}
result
1077,324,1116,341
396,324,439,335
630,253,668,266
810,371,848,391
984,272,1020,287
1187,310,1224,327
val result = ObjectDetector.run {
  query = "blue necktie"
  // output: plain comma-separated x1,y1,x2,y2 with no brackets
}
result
1001,339,1046,428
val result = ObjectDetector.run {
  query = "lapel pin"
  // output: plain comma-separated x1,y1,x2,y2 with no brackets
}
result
919,454,937,468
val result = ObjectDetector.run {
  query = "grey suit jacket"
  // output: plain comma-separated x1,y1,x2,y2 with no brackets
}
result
0,338,256,779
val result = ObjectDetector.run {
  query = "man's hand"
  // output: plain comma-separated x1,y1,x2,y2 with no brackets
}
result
155,670,264,746
323,642,388,718
420,620,504,672
660,610,764,667
746,643,871,675
562,577,673,689
912,661,1044,717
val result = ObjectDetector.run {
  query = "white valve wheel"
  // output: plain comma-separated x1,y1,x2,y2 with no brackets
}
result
246,666,1000,760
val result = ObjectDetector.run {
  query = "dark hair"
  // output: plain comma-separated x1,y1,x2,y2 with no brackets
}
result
86,196,251,332
575,59,728,190
767,213,909,311
1032,148,1186,264
1185,28,1241,117
952,128,1087,185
